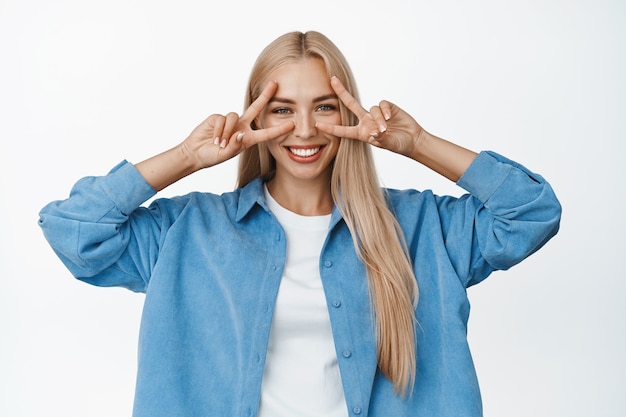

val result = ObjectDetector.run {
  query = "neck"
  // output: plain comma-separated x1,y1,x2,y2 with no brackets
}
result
266,175,334,216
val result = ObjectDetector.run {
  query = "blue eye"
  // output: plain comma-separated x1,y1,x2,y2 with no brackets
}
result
317,104,337,112
272,107,291,115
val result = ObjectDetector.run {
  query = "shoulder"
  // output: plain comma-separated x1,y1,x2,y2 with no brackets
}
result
382,186,481,234
147,189,236,215
146,179,262,223
383,187,442,211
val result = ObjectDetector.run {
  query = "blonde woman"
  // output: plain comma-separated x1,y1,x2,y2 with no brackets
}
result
39,31,561,417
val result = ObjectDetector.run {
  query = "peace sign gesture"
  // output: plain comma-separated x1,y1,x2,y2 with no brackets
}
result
136,81,295,191
181,81,295,170
316,77,425,158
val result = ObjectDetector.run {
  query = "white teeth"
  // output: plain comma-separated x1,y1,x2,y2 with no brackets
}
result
289,147,320,157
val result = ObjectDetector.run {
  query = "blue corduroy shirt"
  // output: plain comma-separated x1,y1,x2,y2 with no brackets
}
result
39,151,561,417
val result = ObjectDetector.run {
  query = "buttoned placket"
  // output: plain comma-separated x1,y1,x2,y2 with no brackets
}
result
320,235,367,417
241,218,287,417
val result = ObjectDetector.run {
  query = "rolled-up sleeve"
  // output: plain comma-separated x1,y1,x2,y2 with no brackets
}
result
38,161,158,292
452,151,561,286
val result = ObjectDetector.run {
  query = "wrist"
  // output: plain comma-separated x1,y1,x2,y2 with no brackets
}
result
407,130,478,182
135,145,200,192
407,128,429,161
177,142,205,173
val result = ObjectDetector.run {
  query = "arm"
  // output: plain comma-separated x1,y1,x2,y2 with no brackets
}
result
316,77,561,281
39,81,294,288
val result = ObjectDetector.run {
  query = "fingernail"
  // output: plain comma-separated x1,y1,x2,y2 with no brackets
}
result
379,125,387,132
237,132,244,141
370,132,380,139
214,137,220,145
220,139,227,148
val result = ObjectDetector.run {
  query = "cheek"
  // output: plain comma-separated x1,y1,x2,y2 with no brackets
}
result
257,112,285,129
320,112,341,126
315,112,341,125
265,141,283,160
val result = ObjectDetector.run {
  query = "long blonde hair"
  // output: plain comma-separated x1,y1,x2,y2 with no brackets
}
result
237,31,418,395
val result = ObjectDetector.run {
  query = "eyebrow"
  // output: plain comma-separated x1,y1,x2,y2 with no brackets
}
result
269,94,338,104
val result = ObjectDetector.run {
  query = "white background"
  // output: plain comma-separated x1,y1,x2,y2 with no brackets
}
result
1,0,624,416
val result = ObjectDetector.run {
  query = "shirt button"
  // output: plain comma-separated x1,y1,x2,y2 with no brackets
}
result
353,406,362,414
342,350,352,358
324,260,333,268
332,300,342,308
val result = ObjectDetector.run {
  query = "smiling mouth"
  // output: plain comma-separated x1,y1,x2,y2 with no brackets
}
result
288,147,322,157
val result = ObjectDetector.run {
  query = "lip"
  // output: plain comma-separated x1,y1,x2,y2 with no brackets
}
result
284,145,325,163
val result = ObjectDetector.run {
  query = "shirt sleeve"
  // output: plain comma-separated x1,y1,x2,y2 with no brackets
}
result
443,151,562,287
38,161,161,292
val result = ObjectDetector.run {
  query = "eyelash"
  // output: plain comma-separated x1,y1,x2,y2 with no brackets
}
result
271,104,337,115
317,104,337,112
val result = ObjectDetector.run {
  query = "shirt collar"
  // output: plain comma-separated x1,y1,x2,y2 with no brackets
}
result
235,178,267,222
234,177,345,229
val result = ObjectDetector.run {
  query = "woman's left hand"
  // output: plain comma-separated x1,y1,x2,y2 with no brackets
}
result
316,76,424,157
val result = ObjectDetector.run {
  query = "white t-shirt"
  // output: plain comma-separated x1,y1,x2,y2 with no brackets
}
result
259,187,347,417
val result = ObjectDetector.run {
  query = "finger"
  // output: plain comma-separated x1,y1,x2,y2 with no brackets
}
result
315,121,361,140
368,106,388,135
330,76,367,120
379,100,393,121
219,112,239,148
211,115,226,146
245,121,295,145
241,80,278,124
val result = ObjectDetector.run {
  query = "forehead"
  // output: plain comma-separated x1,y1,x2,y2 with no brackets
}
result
268,58,333,96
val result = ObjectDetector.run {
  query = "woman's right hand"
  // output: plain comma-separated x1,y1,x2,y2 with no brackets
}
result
181,81,295,170
136,81,294,191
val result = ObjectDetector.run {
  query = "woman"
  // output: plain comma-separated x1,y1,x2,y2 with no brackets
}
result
39,31,561,417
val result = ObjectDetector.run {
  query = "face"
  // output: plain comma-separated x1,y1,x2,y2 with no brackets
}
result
256,58,342,186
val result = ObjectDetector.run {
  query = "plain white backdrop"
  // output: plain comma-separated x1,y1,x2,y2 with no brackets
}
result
1,0,624,416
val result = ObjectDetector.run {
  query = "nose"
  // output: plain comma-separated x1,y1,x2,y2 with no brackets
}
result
294,113,316,140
